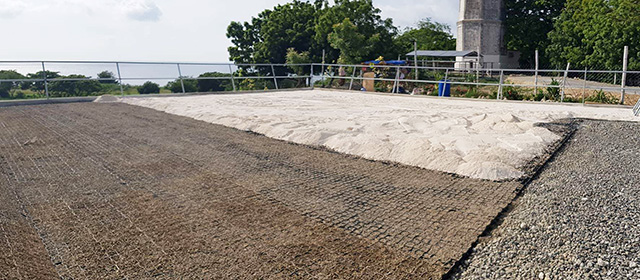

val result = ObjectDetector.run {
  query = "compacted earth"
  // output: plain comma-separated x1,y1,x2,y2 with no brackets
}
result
0,102,524,279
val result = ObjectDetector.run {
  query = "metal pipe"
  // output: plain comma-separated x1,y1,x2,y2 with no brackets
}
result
310,64,314,89
177,63,185,93
621,45,629,104
414,40,418,80
41,62,49,99
321,50,326,87
561,63,570,102
534,49,539,95
228,64,236,91
271,64,278,90
116,62,124,96
498,70,504,100
349,66,356,90
582,67,587,104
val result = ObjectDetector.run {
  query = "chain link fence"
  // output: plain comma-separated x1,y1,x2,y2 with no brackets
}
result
316,63,640,109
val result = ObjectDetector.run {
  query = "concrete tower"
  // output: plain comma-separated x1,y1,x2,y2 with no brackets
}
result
456,0,510,68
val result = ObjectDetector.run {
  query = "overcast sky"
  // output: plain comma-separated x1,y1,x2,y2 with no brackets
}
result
0,0,459,62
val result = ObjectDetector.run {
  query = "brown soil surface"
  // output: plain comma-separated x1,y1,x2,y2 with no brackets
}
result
0,103,521,279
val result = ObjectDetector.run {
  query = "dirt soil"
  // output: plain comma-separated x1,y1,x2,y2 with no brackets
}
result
0,103,522,279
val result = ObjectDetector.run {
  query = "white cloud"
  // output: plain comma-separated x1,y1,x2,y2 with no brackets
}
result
120,0,162,22
0,0,28,19
0,0,459,62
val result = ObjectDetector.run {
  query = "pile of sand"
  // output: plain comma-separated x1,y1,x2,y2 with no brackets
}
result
123,90,636,180
94,95,120,103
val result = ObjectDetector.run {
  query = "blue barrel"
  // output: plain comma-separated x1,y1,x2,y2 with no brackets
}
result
438,80,451,97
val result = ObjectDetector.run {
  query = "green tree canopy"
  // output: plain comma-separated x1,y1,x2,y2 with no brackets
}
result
394,18,456,57
227,0,397,65
285,48,311,75
197,72,233,92
547,0,640,70
227,0,316,65
0,70,25,98
315,0,396,63
166,79,197,93
138,81,161,94
328,18,380,64
49,75,102,97
97,71,118,84
504,0,566,67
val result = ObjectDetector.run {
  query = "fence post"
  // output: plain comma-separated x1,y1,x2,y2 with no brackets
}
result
561,62,570,102
177,63,185,93
393,65,400,93
270,64,279,90
321,50,326,87
414,40,419,80
534,49,539,94
310,64,314,89
582,67,587,104
349,66,356,90
41,62,49,99
228,64,236,92
442,69,449,97
621,45,629,105
116,62,124,96
498,70,504,100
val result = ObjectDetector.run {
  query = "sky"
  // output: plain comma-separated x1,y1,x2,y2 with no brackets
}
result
0,0,459,63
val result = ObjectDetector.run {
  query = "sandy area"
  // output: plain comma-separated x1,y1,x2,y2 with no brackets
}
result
122,90,637,180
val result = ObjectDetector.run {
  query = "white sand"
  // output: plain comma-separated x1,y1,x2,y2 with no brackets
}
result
122,90,637,180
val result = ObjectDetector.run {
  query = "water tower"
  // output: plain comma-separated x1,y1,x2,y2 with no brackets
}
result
456,0,517,68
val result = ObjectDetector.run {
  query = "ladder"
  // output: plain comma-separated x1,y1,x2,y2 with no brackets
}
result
634,98,640,116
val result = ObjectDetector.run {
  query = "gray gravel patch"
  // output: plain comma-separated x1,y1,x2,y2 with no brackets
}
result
454,119,640,280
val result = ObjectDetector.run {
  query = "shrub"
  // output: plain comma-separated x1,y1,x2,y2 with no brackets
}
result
586,89,617,104
167,79,197,93
197,72,232,92
546,78,561,101
503,86,522,100
138,81,160,94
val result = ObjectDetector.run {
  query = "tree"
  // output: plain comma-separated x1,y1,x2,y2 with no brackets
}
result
504,0,566,67
138,81,160,94
0,70,25,98
328,18,378,64
97,71,118,84
166,79,197,93
227,0,316,65
48,75,102,97
197,72,233,92
26,71,61,93
255,0,317,64
316,0,396,63
394,18,456,56
547,0,640,70
286,48,311,75
227,0,396,65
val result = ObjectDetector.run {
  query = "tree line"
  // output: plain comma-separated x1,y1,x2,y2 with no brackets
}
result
229,0,640,70
0,70,237,99
227,0,456,66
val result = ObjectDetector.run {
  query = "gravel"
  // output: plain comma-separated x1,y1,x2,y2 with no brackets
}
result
454,119,640,279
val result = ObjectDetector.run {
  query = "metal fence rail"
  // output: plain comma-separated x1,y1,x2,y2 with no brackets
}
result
1,60,640,113
0,61,314,99
313,62,640,107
